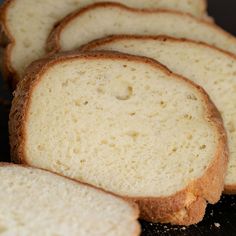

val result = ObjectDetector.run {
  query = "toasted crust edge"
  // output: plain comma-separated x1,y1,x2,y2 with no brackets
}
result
9,51,228,225
46,2,236,56
81,34,236,194
0,162,141,236
80,34,236,58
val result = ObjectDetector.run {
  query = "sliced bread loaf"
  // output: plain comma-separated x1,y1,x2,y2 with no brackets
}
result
81,35,236,194
0,163,140,236
0,0,207,85
9,51,228,225
47,3,236,58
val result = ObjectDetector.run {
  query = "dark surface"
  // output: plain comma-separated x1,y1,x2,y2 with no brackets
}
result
0,0,236,235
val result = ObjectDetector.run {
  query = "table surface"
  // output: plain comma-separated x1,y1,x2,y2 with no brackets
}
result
0,0,236,235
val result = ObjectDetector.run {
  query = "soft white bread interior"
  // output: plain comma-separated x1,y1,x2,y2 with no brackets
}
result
47,3,236,57
0,0,207,84
9,52,228,225
0,163,140,236
82,35,236,193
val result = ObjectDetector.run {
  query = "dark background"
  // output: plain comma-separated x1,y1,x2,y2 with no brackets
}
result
208,0,236,35
0,0,236,235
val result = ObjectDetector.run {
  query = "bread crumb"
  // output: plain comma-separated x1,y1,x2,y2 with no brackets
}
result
214,223,220,228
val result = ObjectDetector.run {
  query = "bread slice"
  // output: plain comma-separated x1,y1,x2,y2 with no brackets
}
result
9,51,228,225
47,3,236,58
81,35,236,194
0,163,140,236
0,0,207,86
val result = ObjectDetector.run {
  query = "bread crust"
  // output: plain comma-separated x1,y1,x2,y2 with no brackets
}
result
80,34,236,57
46,2,236,56
9,51,228,225
0,0,207,89
81,34,236,194
0,162,141,236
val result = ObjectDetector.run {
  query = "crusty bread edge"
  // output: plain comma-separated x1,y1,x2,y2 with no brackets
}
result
46,2,236,56
80,34,236,194
0,162,141,236
224,185,236,194
9,51,228,225
0,0,206,48
80,34,236,57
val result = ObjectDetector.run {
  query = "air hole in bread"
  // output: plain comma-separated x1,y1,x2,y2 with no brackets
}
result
37,144,45,151
187,94,197,100
184,114,193,120
126,131,139,141
172,147,177,152
200,145,206,150
187,134,193,140
189,168,194,173
110,78,133,100
101,140,108,145
74,100,80,107
55,160,70,171
160,101,167,108
97,86,105,94
62,81,69,87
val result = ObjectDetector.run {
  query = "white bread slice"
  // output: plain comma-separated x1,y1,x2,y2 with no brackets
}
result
81,35,236,194
0,0,207,85
47,3,236,58
0,163,140,236
9,51,228,225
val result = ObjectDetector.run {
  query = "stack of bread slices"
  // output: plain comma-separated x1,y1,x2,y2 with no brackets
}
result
0,0,235,234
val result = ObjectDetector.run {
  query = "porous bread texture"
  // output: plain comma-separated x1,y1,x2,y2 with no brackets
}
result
0,0,207,85
81,35,236,193
9,52,228,225
0,163,140,236
47,3,236,57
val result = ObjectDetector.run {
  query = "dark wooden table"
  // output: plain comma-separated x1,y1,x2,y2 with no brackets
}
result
0,0,235,235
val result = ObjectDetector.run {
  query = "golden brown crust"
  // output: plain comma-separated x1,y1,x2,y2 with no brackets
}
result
0,162,141,236
9,51,228,225
81,34,236,59
130,194,207,225
224,185,236,195
46,2,236,55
